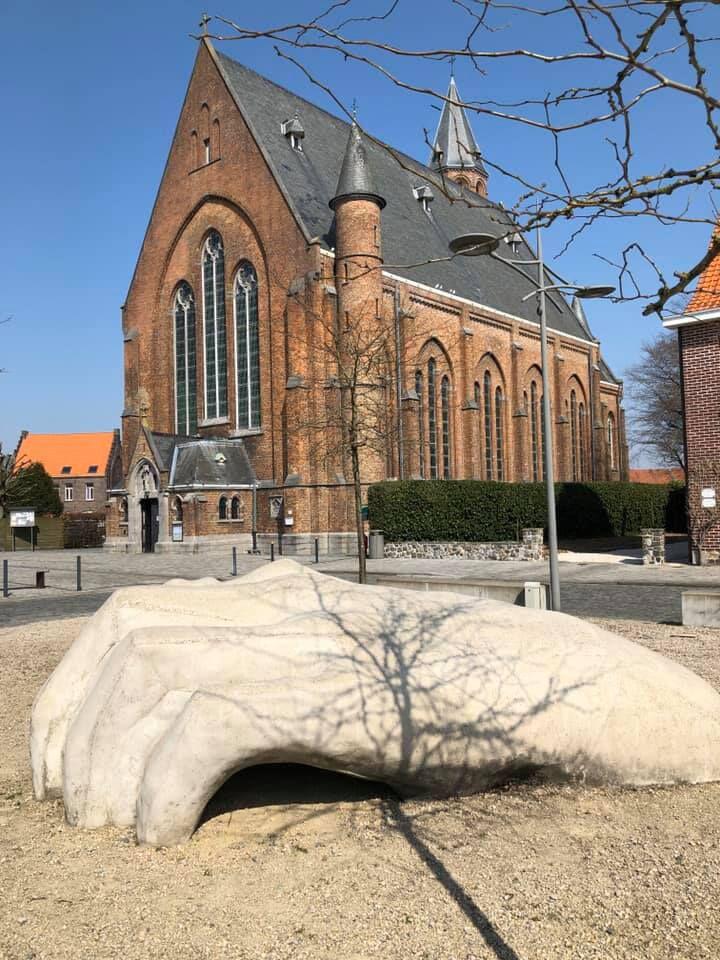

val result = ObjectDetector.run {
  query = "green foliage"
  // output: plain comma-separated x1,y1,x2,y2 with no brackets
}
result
368,480,686,541
1,459,62,518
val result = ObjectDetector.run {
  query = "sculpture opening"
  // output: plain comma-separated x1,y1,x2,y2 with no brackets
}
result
200,762,399,827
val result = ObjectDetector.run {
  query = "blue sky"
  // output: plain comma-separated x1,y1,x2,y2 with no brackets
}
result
1,1,717,463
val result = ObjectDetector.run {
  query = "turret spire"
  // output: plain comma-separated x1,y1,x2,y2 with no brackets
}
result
330,122,386,211
430,78,488,196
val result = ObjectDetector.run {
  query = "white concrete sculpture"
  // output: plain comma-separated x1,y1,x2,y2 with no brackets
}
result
32,560,720,846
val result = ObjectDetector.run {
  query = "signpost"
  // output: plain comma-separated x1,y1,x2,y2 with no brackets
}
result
10,508,36,551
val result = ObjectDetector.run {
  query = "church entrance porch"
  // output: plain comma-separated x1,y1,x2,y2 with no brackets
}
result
140,497,159,553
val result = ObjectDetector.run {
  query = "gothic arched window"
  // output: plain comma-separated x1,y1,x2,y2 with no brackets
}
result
495,386,505,481
173,496,183,522
173,283,197,436
428,358,438,479
578,403,588,479
530,381,541,482
202,232,228,421
218,496,228,521
234,262,261,430
607,413,617,471
441,375,452,479
231,495,241,520
415,370,425,479
570,390,579,481
483,371,493,480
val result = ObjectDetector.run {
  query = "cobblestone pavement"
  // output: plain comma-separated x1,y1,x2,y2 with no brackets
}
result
0,548,716,628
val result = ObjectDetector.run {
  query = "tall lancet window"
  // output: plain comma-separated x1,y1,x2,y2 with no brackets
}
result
202,232,227,421
415,371,425,479
234,261,261,430
428,358,438,479
495,386,505,480
441,375,452,479
530,381,541,482
483,371,493,480
173,283,197,436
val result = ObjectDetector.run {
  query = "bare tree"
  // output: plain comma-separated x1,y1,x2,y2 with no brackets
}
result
204,2,720,315
624,330,685,472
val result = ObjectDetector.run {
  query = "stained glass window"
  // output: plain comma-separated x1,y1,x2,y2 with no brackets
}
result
202,232,227,421
570,390,578,481
234,262,261,430
174,282,197,435
428,358,437,479
607,414,616,470
579,403,587,479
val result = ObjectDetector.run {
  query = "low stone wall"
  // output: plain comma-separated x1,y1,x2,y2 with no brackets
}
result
383,528,544,562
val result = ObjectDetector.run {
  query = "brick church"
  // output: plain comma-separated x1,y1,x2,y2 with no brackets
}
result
663,225,720,563
106,38,627,553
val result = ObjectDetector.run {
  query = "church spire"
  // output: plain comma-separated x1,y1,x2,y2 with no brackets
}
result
430,77,488,197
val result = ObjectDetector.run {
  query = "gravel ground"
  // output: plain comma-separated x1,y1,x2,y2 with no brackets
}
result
2,616,720,960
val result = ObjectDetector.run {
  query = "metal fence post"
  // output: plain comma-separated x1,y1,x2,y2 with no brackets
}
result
232,546,237,577
314,538,319,564
270,542,275,562
76,555,82,592
2,559,8,598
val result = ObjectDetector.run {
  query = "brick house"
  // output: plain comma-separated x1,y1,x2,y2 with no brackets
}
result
15,431,122,515
107,39,627,554
663,226,720,563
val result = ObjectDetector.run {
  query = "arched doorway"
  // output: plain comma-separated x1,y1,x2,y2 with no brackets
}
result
131,460,160,553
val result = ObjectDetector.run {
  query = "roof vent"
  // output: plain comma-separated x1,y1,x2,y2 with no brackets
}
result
413,184,435,214
281,115,305,151
214,452,227,465
505,231,522,254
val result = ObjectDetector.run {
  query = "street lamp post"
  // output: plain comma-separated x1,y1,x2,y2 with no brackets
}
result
448,229,614,612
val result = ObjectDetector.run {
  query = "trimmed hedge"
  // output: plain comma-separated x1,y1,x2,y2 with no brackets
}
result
368,480,686,542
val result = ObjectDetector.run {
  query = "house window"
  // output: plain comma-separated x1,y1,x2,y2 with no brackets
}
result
218,496,228,520
427,358,438,479
231,496,241,520
441,375,452,479
64,484,74,502
495,386,505,481
88,465,98,474
202,232,227,421
174,282,198,435
234,262,261,430
85,483,94,502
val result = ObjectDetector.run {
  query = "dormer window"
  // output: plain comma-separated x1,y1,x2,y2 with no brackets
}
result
61,466,71,474
88,465,98,474
281,116,305,152
505,231,522,255
413,184,435,215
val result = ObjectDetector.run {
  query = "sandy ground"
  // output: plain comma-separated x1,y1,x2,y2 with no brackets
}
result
2,615,720,960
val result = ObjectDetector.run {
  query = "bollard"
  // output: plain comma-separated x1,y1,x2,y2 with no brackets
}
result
232,546,237,577
2,559,8,598
76,555,82,592
270,542,275,562
314,537,319,564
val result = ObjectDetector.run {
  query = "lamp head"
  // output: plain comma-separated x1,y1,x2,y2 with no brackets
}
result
448,232,500,257
574,284,615,299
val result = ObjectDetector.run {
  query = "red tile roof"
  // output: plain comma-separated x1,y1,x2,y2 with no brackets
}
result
687,224,720,313
629,467,684,485
16,432,115,479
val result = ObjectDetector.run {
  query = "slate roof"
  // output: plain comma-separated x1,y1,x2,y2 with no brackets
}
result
330,123,386,210
430,77,487,175
169,439,256,488
213,46,617,373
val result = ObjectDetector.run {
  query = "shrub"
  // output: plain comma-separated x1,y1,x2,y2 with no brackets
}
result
368,480,686,541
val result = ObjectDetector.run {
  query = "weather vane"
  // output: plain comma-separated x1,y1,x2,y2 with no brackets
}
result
199,13,211,36
449,54,456,78
351,98,358,121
